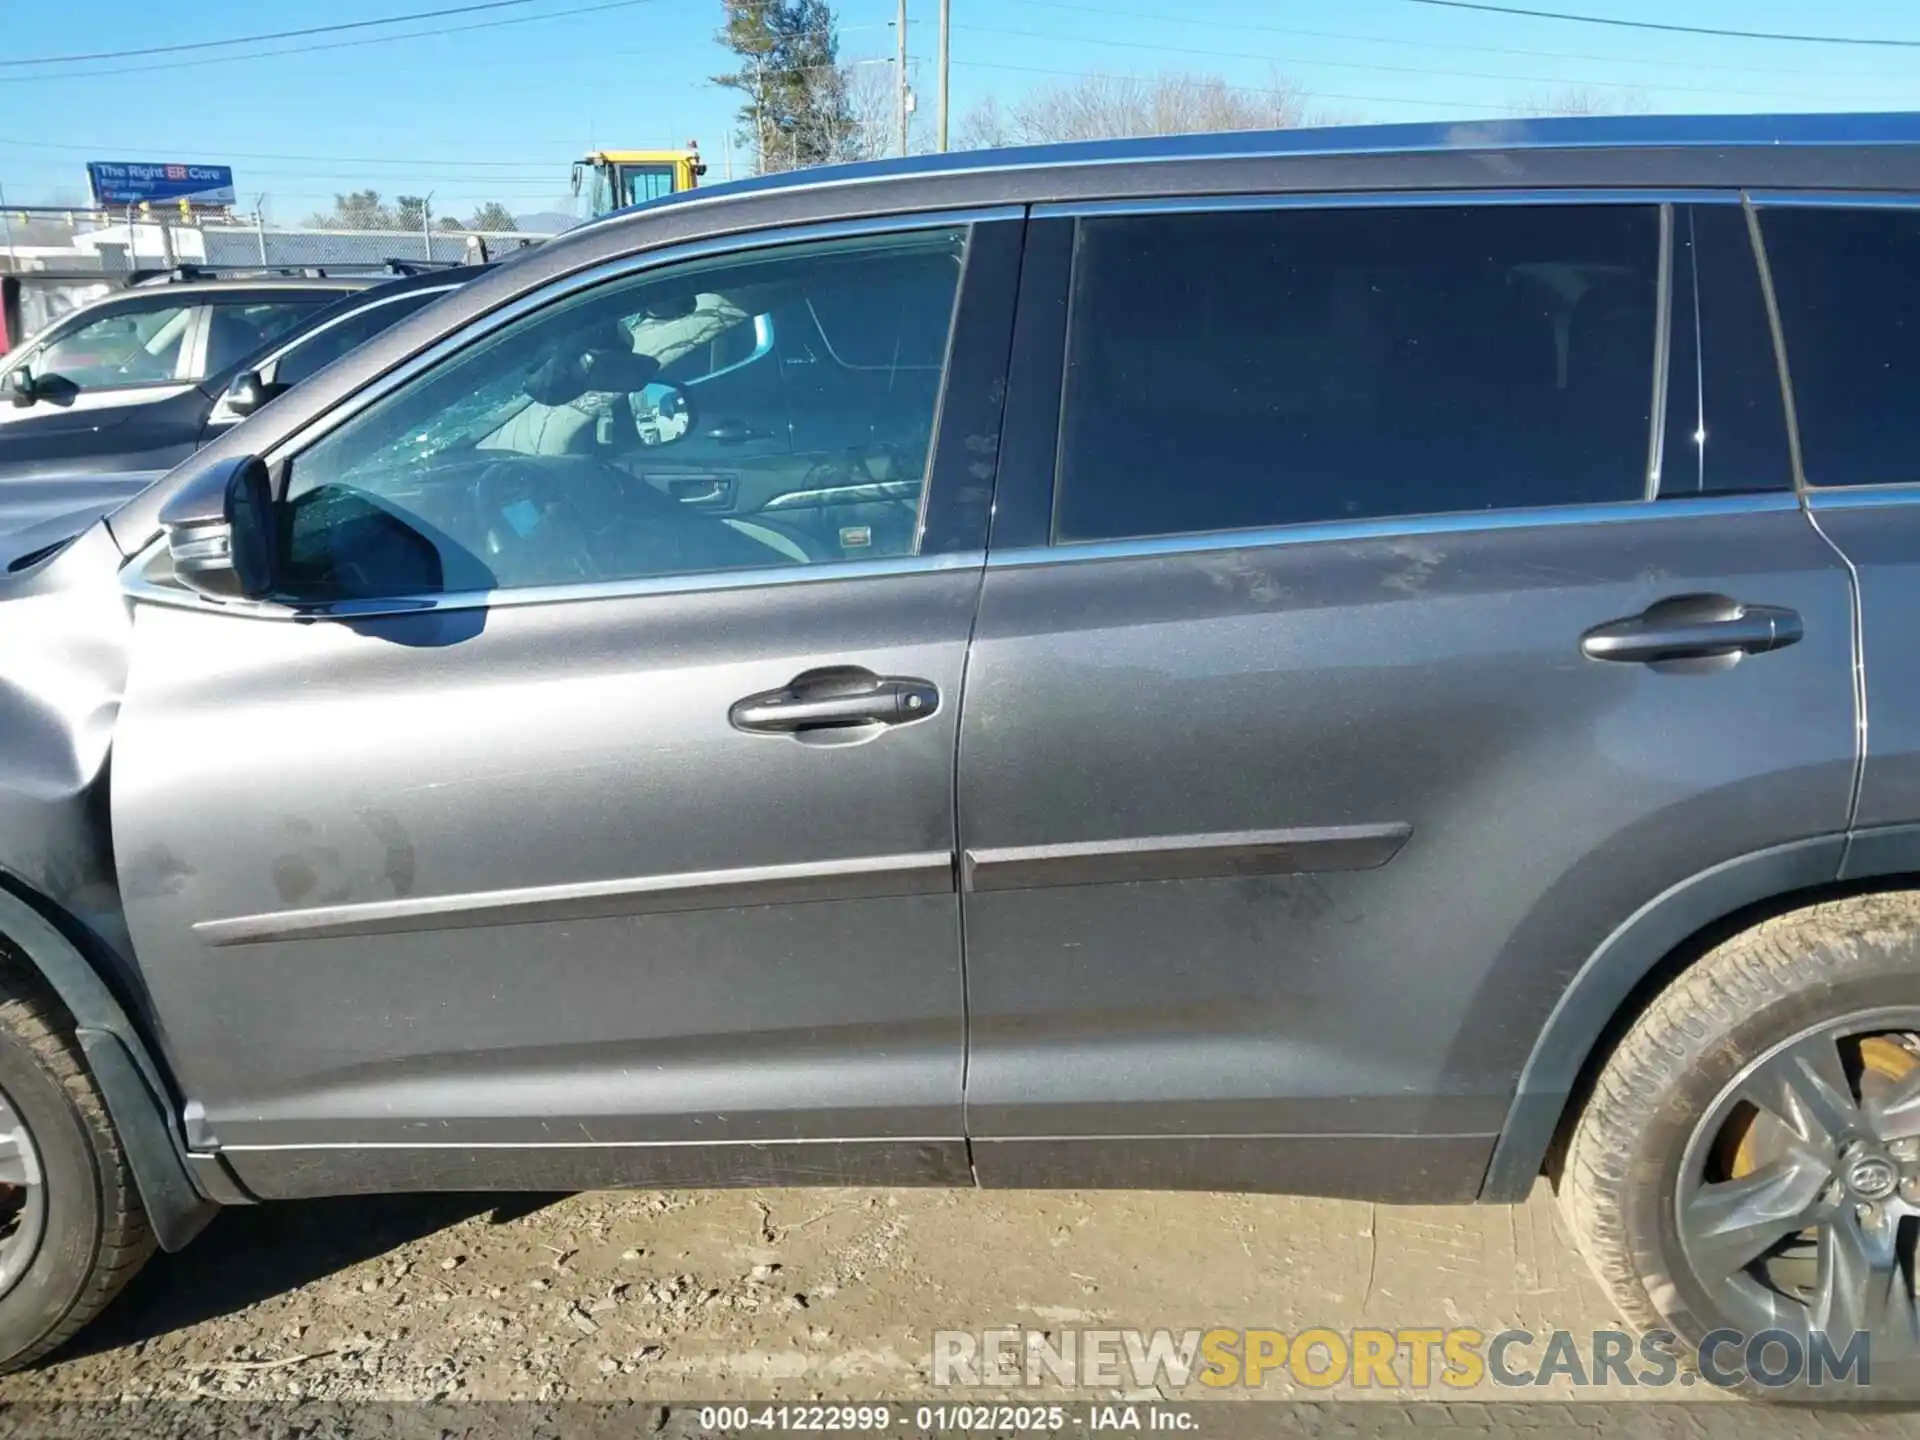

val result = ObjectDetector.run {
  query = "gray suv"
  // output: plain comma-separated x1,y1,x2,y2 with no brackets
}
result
2,111,1919,1382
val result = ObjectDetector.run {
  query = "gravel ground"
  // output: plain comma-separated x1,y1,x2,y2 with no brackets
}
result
0,1182,1660,1405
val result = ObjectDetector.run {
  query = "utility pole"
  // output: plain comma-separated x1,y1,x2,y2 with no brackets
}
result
937,0,950,152
253,193,269,264
421,190,435,260
896,0,909,158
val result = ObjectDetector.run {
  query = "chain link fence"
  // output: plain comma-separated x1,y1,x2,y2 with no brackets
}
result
0,208,555,277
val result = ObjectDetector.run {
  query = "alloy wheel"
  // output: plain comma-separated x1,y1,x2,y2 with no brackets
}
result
1676,1008,1920,1352
0,1086,44,1302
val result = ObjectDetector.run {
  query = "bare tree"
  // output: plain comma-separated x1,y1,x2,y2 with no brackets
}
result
1510,85,1652,118
835,60,901,162
956,69,1314,148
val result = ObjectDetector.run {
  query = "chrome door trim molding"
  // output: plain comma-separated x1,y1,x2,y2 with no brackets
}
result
195,850,958,947
1030,188,1743,220
987,493,1803,571
963,823,1413,894
257,208,1024,468
122,546,988,622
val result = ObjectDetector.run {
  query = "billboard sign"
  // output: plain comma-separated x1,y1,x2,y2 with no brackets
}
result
85,161,237,209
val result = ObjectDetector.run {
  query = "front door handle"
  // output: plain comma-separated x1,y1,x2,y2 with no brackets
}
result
1581,594,1803,666
704,417,774,445
730,666,939,734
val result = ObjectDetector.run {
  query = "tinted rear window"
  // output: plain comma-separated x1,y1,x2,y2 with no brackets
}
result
1761,206,1920,489
1052,205,1662,544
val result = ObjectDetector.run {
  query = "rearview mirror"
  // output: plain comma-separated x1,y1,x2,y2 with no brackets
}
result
158,454,279,600
523,331,661,406
222,368,283,418
6,367,35,407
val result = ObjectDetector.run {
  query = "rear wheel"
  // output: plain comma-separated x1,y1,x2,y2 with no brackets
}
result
0,952,153,1370
1563,894,1920,1396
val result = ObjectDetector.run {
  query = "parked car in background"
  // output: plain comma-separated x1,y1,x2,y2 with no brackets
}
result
0,268,451,482
3,113,1920,1391
0,266,485,556
201,264,488,442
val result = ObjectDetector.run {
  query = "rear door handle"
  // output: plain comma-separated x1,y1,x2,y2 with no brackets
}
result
730,666,939,734
1581,594,1803,666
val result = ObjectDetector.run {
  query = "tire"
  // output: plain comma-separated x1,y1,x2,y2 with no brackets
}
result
0,949,153,1370
1562,892,1920,1399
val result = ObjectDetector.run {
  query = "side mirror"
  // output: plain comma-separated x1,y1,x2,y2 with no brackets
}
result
635,379,695,446
222,368,280,418
6,367,36,408
158,455,279,600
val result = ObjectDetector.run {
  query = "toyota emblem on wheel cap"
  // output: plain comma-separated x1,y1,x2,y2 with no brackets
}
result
1847,1155,1899,1200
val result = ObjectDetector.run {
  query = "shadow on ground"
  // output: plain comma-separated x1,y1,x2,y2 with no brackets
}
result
57,1192,571,1362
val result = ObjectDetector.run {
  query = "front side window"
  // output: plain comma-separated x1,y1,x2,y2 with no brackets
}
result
1053,205,1662,544
33,302,195,388
203,300,325,376
280,228,965,601
1761,207,1920,489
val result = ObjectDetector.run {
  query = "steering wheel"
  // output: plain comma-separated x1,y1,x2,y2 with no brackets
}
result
472,456,606,586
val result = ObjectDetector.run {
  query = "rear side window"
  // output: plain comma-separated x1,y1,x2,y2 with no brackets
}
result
1053,205,1661,544
1761,207,1920,489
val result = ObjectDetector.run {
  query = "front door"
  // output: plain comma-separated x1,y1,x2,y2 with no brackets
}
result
957,201,1857,1198
111,218,1016,1199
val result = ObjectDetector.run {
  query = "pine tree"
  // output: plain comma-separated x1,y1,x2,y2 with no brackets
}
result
714,0,856,172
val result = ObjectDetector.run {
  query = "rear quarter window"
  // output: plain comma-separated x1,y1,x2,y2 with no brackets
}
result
1760,207,1920,489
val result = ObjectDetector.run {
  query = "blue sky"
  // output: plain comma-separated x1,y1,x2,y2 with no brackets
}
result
3,0,1920,222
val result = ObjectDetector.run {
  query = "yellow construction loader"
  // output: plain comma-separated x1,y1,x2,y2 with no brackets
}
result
573,146,708,219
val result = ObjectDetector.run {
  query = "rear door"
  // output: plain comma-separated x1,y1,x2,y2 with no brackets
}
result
957,198,1857,1198
1756,203,1920,838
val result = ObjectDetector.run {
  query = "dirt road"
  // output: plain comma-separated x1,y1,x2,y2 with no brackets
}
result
0,1183,1643,1404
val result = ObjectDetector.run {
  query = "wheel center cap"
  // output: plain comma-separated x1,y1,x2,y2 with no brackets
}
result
1846,1153,1899,1201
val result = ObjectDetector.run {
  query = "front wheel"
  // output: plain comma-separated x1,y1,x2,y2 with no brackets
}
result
1563,893,1920,1398
0,951,153,1370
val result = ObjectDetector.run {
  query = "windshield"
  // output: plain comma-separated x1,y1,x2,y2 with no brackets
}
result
617,163,677,206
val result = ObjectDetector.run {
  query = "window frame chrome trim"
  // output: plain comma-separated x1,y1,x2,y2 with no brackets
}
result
121,540,986,623
985,492,1802,571
1807,484,1920,510
1029,187,1745,220
254,206,1024,470
1645,202,1675,500
1745,190,1920,211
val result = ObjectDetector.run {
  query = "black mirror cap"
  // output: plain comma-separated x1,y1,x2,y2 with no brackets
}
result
158,454,279,601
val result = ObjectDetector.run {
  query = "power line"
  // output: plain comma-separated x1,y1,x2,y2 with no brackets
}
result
955,22,1863,104
1389,0,1920,49
1008,0,1919,82
0,0,559,67
0,0,661,84
947,56,1524,113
